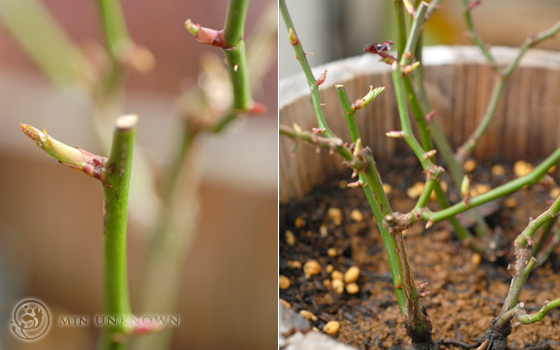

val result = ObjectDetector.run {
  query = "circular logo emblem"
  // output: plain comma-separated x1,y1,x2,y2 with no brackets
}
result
10,299,50,341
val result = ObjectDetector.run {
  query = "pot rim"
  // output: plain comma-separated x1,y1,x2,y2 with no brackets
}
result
280,45,560,110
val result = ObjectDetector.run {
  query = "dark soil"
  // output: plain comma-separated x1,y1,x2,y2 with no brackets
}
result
279,156,560,350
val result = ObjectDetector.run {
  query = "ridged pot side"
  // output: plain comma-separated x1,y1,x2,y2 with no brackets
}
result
279,46,560,203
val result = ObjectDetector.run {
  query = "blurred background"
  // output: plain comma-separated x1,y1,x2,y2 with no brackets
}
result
279,0,560,78
0,0,277,349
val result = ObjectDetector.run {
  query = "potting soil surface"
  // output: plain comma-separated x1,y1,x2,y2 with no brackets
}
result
279,156,560,350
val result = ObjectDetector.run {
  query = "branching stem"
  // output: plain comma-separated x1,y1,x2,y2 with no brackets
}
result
279,0,334,137
456,19,560,162
461,0,496,68
421,147,560,223
516,298,560,324
99,115,137,350
223,0,253,112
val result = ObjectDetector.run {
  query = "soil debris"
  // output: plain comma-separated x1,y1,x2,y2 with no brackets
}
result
280,157,560,349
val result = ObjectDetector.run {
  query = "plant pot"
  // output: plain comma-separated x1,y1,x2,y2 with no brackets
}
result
279,46,560,349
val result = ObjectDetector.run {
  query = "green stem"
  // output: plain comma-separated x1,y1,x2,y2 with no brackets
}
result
421,147,560,223
212,109,237,133
362,154,394,229
406,64,491,238
0,0,87,87
461,0,496,68
335,85,362,142
517,298,560,324
279,125,359,167
223,0,253,112
281,121,406,312
134,122,203,350
392,227,428,334
392,0,407,60
403,76,432,152
503,20,560,78
223,0,249,47
516,194,560,247
425,0,444,19
279,0,334,137
400,3,427,66
499,257,537,320
390,3,433,169
95,0,132,96
224,43,253,112
360,157,407,313
334,86,391,222
532,216,557,258
391,67,433,170
402,38,489,241
457,19,560,161
413,166,443,213
536,225,560,267
282,2,433,339
96,0,131,55
456,77,504,162
432,185,482,252
282,0,416,319
100,115,137,350
497,191,560,320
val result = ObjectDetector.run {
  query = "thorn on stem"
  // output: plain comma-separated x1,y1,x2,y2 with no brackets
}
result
386,130,405,138
347,180,364,188
294,52,313,60
425,220,434,229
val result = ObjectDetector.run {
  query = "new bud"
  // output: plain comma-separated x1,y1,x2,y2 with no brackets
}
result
423,150,437,160
402,62,421,75
185,19,225,47
288,28,299,46
352,86,385,111
20,124,108,181
316,70,327,86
